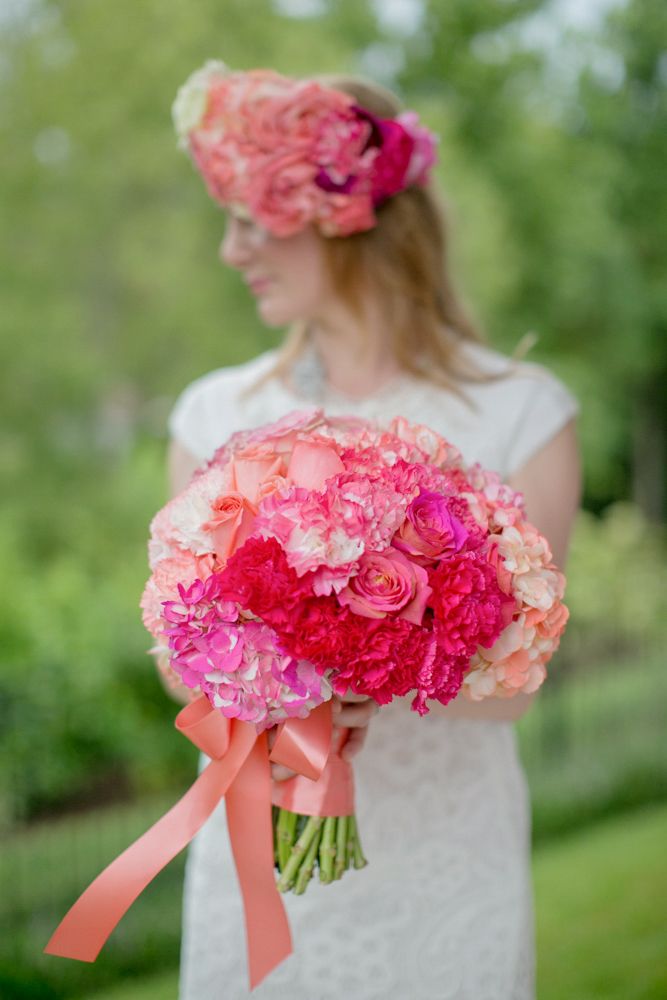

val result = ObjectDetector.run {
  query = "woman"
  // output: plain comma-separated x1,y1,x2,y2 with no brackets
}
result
165,63,581,999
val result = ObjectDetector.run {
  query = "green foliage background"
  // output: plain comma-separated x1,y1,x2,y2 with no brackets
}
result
2,0,666,815
1,0,666,992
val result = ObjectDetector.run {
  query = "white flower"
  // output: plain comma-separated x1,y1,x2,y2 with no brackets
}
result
168,466,228,554
172,59,229,149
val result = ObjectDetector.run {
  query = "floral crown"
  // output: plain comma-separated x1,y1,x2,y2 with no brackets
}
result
172,61,438,238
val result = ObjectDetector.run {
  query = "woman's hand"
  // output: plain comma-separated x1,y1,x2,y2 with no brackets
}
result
270,692,378,782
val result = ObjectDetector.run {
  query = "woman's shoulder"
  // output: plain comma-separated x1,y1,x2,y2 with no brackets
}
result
167,349,279,460
457,340,578,408
173,349,279,400
454,340,580,476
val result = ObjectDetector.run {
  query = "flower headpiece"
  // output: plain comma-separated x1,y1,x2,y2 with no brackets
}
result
172,61,438,238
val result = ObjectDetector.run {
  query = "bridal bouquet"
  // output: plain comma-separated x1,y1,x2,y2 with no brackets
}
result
141,408,568,893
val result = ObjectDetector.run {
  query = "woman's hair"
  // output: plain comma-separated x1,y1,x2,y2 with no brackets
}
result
245,74,509,401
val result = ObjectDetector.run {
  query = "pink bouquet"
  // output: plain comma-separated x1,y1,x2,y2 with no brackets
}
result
142,408,568,892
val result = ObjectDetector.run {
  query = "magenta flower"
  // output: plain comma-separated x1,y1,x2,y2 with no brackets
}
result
394,490,469,564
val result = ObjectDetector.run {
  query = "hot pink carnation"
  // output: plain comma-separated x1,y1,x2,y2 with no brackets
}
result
218,535,314,625
429,551,514,658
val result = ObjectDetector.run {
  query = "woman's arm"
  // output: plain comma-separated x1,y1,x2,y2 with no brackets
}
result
168,437,203,496
433,417,582,723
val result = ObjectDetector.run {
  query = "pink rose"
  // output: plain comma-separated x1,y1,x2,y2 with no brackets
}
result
287,440,345,491
394,491,469,563
338,546,432,624
190,133,242,206
230,449,284,504
246,407,323,444
314,109,374,184
202,491,258,563
318,190,376,237
247,151,322,237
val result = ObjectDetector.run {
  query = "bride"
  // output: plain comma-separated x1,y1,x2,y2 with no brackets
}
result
163,62,581,999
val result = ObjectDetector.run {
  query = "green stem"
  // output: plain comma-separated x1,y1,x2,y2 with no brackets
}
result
293,819,324,895
319,816,336,883
345,824,355,870
334,816,348,880
349,815,368,870
277,808,298,872
277,815,324,892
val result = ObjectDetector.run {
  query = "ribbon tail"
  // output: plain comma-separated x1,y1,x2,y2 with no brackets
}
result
226,731,293,990
44,722,257,963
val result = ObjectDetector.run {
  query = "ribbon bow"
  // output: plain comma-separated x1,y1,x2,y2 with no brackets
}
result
44,696,342,990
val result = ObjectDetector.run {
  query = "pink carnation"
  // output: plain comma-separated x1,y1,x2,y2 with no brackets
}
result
218,535,314,625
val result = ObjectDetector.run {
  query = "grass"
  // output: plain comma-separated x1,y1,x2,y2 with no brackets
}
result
89,971,177,1000
83,804,667,1000
535,803,667,1000
1,794,186,999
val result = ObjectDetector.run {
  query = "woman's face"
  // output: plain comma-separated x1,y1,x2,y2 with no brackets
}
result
219,213,334,327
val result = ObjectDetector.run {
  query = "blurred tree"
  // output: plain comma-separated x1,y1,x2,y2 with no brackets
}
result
577,0,667,520
1,0,666,825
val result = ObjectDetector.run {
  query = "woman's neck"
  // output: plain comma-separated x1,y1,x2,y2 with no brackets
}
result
307,299,402,400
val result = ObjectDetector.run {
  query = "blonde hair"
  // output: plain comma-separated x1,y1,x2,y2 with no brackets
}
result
245,74,510,402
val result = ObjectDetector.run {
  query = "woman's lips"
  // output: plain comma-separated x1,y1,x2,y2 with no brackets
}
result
247,277,272,295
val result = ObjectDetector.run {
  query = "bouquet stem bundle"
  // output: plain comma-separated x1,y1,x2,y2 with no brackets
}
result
273,807,367,894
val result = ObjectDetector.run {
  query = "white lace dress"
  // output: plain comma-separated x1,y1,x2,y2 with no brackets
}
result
168,342,578,1000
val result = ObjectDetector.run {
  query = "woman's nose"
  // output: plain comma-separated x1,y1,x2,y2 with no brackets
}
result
220,216,255,268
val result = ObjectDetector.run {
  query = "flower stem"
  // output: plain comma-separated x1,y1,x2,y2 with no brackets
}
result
319,816,336,884
277,808,298,872
272,808,368,891
334,816,348,880
293,819,324,895
349,815,368,869
277,815,324,892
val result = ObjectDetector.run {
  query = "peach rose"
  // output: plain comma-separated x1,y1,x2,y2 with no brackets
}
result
203,492,258,563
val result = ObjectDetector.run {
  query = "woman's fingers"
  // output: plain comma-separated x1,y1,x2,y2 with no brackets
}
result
336,691,372,703
339,724,369,761
333,699,378,728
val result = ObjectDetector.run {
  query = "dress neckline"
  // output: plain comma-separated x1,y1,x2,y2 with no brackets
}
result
275,369,410,409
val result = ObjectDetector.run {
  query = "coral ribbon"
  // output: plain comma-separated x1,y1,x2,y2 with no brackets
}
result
271,721,355,817
43,696,339,990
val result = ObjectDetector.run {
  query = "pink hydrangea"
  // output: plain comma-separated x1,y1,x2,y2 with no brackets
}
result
162,574,330,728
